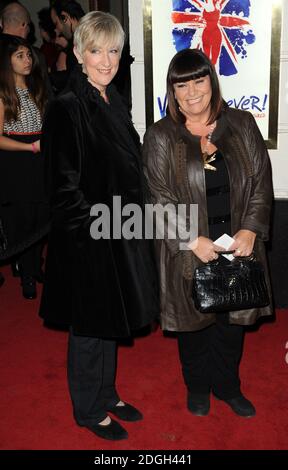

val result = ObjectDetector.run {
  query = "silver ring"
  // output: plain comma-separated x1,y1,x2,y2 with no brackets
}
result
236,249,241,254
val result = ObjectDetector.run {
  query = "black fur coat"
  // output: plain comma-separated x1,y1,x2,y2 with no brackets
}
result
39,67,159,337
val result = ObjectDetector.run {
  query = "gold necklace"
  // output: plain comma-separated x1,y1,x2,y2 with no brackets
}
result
202,123,217,171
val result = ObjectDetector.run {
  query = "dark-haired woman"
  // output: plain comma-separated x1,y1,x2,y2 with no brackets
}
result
0,36,49,299
143,48,273,418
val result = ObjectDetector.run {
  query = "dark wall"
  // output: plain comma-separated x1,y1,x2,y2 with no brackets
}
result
267,200,288,308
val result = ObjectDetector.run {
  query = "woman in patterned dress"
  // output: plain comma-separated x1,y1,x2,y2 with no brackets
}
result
0,36,49,299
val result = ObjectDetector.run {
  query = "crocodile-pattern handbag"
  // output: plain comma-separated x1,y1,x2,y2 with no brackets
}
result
192,255,269,313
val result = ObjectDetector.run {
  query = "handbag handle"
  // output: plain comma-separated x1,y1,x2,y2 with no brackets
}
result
215,250,256,259
208,251,256,266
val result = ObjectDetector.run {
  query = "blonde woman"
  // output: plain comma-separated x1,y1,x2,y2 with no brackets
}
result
39,12,158,441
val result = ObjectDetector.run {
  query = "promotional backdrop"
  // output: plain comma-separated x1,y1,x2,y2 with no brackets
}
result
145,0,282,148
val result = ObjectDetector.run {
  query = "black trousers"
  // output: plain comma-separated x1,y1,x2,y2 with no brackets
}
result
177,314,244,400
67,328,120,425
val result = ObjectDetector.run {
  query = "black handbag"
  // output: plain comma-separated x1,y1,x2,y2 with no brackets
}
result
192,254,269,313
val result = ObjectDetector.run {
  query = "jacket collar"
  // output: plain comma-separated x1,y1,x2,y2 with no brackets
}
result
68,65,141,160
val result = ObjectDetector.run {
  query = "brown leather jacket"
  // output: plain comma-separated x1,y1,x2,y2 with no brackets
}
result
143,106,273,331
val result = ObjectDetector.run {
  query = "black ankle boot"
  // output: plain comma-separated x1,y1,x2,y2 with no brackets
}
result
11,262,21,277
21,276,37,300
187,392,210,416
214,393,256,417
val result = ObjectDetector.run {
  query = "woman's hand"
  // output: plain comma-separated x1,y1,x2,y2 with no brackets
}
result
230,230,256,257
31,140,41,153
188,236,223,263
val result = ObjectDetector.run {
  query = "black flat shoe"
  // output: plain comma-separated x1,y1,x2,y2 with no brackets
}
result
86,418,128,441
187,392,210,416
214,393,256,417
11,262,21,277
21,276,37,300
107,402,143,422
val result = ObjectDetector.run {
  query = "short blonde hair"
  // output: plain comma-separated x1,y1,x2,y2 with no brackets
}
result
74,11,125,56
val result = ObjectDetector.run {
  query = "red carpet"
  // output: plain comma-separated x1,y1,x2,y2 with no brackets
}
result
0,264,288,450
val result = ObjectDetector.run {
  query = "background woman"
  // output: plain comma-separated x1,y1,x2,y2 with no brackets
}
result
0,36,49,299
143,48,273,418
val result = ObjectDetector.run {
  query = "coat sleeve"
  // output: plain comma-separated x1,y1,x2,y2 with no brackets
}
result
143,124,189,256
240,112,273,241
41,99,91,234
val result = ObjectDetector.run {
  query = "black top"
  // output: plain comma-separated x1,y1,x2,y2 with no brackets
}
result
205,150,231,240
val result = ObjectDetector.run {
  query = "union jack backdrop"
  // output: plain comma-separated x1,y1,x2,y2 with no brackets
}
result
171,0,255,76
146,0,281,145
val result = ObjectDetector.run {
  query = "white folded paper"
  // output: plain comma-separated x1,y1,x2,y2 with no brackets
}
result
214,233,235,261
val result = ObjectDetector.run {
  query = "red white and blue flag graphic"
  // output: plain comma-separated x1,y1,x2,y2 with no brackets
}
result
172,0,256,76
